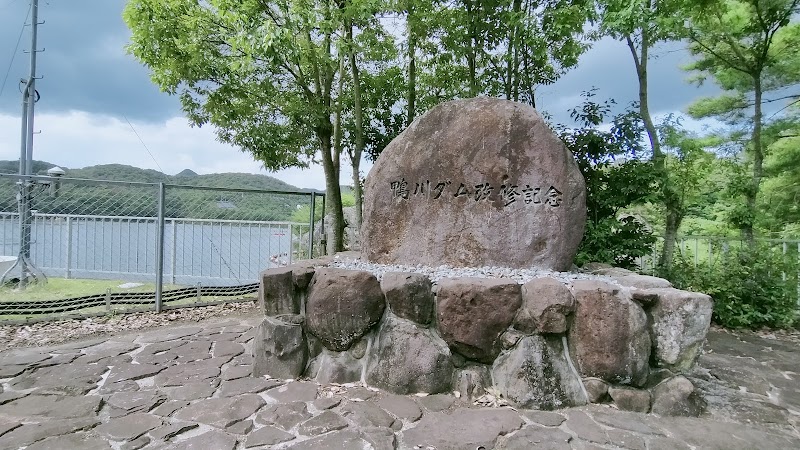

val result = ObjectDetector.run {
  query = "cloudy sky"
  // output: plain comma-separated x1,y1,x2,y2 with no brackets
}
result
0,0,719,190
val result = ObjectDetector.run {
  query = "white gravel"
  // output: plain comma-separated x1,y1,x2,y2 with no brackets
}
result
329,257,615,285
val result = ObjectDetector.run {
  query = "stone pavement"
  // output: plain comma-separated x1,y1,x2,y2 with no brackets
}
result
1,316,798,449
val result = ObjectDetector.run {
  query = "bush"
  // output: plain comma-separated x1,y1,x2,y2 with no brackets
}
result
661,243,798,329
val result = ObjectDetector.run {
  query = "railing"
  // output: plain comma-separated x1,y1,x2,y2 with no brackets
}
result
0,173,324,321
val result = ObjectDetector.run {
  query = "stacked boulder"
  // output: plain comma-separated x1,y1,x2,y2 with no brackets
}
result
253,259,712,416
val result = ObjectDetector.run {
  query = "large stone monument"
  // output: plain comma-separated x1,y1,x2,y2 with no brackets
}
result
252,99,713,415
361,98,586,271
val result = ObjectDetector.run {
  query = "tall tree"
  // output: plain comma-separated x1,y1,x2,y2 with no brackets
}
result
598,0,686,268
682,0,800,242
124,0,385,252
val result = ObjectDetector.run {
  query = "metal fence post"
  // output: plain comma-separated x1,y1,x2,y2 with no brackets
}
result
309,192,316,259
65,216,72,279
170,219,177,284
155,183,166,313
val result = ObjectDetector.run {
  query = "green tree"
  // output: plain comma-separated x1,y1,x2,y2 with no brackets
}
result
682,0,800,243
598,0,688,268
558,92,658,268
124,0,392,252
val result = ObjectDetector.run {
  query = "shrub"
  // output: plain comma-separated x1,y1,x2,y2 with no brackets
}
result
661,243,798,329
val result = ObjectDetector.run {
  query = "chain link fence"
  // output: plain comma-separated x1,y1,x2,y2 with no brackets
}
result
0,173,322,322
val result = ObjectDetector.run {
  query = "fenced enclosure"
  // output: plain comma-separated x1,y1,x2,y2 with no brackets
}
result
0,173,322,322
640,235,800,300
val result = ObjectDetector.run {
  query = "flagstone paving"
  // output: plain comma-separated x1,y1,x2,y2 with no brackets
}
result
1,316,798,449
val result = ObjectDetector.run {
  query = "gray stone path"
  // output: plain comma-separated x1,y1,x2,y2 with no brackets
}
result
1,316,798,449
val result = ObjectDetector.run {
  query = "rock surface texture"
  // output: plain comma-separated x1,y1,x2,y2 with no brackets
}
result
361,98,586,271
304,268,385,351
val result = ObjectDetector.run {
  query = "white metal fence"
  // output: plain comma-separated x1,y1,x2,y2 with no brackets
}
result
0,173,322,320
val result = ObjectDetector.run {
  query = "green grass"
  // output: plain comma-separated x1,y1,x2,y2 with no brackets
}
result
0,278,180,302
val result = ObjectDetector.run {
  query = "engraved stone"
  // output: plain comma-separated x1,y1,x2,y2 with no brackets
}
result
362,98,586,270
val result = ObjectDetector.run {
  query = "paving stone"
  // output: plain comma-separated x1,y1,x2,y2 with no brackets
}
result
343,386,377,401
74,342,139,364
173,341,213,361
172,394,266,429
311,397,342,411
657,416,800,450
150,421,199,441
220,365,250,381
496,424,572,450
361,426,397,450
139,340,188,356
168,430,237,450
136,351,179,366
224,325,251,333
255,402,312,430
33,352,80,368
226,419,254,434
0,351,51,366
400,408,524,450
0,417,99,448
416,393,456,411
31,384,95,396
107,390,166,416
121,436,151,450
298,410,349,436
3,394,102,419
523,410,567,427
0,364,28,378
607,429,647,450
209,333,242,342
23,432,111,450
564,411,609,445
151,400,190,417
586,407,666,436
218,377,281,397
231,354,253,366
341,401,397,429
286,430,369,449
169,381,219,401
266,381,318,402
50,337,107,352
93,413,162,441
245,425,296,447
155,361,220,387
646,436,691,450
97,380,141,395
138,327,203,343
0,391,26,405
0,419,22,437
377,395,423,422
9,363,107,390
235,329,256,343
106,363,166,384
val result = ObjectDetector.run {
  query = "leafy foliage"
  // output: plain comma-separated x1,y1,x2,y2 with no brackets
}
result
557,92,657,268
663,242,798,329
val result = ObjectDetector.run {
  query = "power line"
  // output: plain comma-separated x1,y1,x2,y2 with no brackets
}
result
123,115,165,174
0,2,31,99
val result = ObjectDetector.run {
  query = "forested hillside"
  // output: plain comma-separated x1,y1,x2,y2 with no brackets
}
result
0,161,313,221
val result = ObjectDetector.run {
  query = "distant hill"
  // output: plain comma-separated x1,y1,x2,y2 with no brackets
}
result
176,169,198,177
0,160,310,221
0,160,303,192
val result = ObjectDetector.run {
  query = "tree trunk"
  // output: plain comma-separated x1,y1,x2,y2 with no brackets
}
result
626,32,682,269
406,0,417,126
745,73,764,245
320,130,345,254
348,21,364,229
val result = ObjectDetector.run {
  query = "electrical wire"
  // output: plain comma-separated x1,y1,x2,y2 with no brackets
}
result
0,2,32,99
123,114,165,175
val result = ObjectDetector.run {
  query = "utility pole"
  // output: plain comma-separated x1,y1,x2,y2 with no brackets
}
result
3,0,46,288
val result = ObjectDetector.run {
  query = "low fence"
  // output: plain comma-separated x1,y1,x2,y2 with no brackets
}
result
0,173,323,321
639,235,800,299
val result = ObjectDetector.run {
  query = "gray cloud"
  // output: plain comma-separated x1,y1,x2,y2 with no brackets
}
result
0,0,178,122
